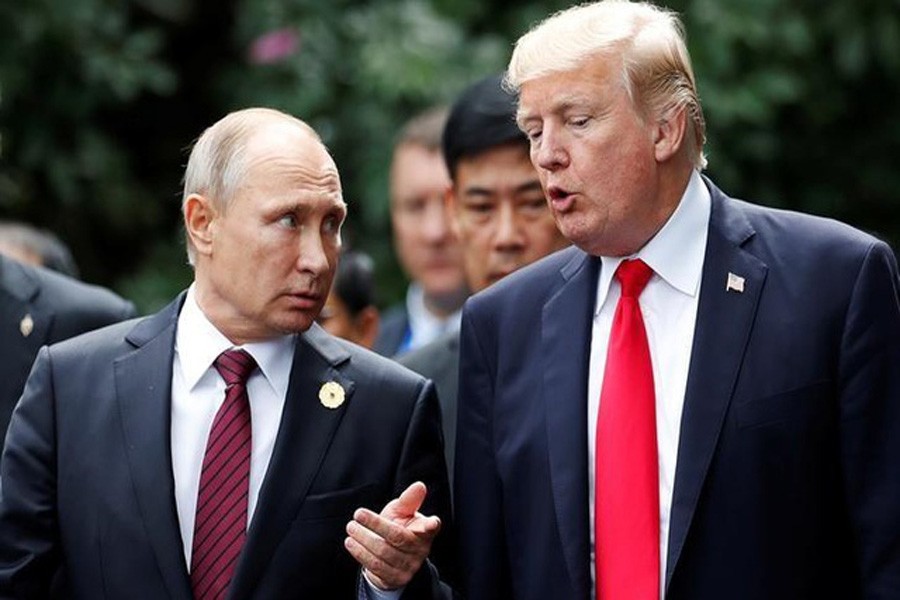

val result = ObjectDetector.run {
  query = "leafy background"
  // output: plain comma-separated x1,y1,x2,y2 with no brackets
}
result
1,0,898,313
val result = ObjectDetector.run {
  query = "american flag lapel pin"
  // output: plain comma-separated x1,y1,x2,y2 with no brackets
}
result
726,272,745,293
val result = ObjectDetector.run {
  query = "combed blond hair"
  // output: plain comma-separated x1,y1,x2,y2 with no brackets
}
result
506,0,707,170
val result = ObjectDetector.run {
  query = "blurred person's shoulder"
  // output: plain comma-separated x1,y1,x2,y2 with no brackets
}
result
398,330,458,376
1,254,137,337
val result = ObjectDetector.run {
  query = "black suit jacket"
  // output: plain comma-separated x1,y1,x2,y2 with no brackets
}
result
454,179,900,599
0,255,136,444
0,294,453,599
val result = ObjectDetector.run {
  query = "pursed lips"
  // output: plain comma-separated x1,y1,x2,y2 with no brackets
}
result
284,290,323,307
547,185,576,213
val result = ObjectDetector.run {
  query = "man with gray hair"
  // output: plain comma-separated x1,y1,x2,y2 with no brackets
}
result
454,2,900,599
1,108,453,599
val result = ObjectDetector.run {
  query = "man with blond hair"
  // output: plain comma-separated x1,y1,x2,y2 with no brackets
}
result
1,108,453,599
454,2,900,599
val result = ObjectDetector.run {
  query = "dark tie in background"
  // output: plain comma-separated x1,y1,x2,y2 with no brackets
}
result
595,259,660,600
191,349,257,600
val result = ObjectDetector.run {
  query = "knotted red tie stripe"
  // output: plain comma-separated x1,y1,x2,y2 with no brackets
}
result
191,348,257,600
595,259,659,600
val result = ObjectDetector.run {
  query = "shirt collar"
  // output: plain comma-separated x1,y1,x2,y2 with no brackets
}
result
405,283,462,340
175,285,296,399
594,170,711,315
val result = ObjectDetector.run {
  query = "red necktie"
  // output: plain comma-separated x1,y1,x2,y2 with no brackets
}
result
595,259,659,600
191,349,257,600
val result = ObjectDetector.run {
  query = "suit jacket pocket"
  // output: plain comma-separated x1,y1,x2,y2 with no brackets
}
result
735,380,833,430
296,482,381,522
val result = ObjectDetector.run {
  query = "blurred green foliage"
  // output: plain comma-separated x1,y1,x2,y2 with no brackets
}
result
1,0,898,314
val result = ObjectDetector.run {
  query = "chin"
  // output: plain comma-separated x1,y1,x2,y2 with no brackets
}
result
272,314,317,335
425,279,466,299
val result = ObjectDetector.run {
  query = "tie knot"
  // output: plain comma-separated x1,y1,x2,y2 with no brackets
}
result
615,259,653,298
214,349,257,387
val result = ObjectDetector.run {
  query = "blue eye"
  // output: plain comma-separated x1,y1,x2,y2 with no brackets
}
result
278,214,298,228
323,215,342,235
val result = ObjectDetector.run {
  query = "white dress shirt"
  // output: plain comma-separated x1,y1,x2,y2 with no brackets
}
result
404,283,462,352
587,171,711,599
171,287,402,599
171,285,295,567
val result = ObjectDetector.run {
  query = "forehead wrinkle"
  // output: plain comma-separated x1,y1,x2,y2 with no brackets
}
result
251,152,342,193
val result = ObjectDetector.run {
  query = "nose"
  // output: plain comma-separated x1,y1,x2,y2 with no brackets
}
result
421,197,452,243
533,127,568,172
493,201,525,252
296,229,333,278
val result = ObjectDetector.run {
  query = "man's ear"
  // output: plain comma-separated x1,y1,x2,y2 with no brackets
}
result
444,186,462,239
653,105,688,163
184,193,217,258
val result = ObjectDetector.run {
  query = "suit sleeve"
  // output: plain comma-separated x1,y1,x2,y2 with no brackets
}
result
838,241,900,597
394,378,457,600
453,306,512,599
0,347,60,598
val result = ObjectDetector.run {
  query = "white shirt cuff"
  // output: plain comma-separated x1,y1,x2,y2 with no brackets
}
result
361,569,405,600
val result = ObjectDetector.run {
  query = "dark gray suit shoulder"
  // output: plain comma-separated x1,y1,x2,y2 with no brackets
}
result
398,331,458,379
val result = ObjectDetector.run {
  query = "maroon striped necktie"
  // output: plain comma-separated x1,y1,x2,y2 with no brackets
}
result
191,348,257,600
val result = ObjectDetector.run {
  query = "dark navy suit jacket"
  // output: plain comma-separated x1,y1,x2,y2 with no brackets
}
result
454,179,900,599
0,294,453,599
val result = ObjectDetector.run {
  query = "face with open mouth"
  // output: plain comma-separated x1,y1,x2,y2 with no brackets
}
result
517,59,675,257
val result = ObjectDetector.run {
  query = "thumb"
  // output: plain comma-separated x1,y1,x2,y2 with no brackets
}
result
383,481,427,520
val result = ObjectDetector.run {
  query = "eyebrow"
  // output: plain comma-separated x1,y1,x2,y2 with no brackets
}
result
516,97,595,128
462,180,543,198
462,186,495,198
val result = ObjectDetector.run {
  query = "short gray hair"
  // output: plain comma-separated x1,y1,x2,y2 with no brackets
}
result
181,107,321,264
506,0,707,170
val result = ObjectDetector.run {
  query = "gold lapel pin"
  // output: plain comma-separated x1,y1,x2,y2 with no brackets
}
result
726,272,745,293
20,313,34,337
318,381,345,409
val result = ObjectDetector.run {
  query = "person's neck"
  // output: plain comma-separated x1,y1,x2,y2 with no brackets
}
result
423,285,469,318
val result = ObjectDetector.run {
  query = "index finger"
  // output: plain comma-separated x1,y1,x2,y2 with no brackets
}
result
353,509,420,548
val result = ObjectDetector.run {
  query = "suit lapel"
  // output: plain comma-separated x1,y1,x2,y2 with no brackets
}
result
230,325,354,598
115,295,193,600
0,257,54,367
542,249,598,599
665,185,767,589
0,262,53,428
